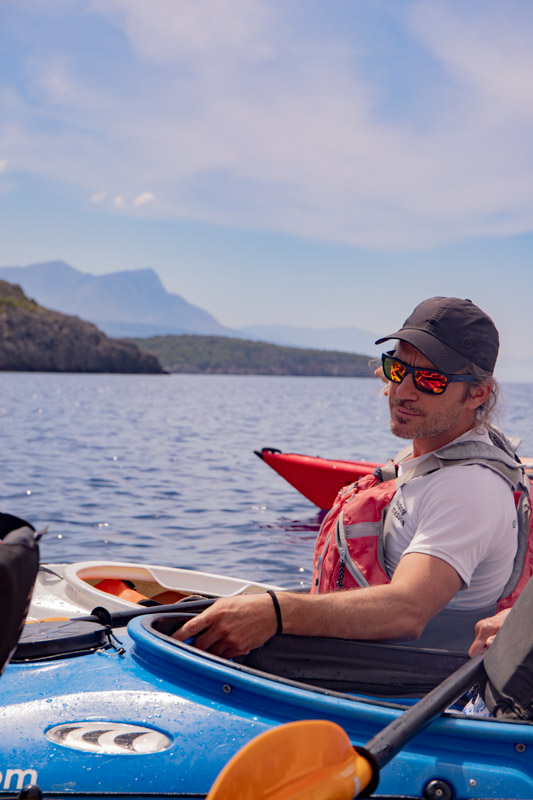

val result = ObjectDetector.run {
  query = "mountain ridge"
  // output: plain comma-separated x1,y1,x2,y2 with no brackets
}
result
0,261,239,339
1,261,530,380
127,334,374,376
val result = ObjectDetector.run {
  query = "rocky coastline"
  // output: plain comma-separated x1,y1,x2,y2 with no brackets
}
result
0,281,165,374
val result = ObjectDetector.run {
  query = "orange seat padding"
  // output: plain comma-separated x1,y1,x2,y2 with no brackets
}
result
94,578,148,604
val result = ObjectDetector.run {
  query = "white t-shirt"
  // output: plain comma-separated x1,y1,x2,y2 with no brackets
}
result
383,428,518,611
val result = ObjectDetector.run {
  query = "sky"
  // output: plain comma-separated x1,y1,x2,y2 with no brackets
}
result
1,0,533,358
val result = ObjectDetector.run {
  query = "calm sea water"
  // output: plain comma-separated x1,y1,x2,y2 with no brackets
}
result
2,373,533,590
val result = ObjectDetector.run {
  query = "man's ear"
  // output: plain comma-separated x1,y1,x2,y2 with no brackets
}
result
467,382,492,410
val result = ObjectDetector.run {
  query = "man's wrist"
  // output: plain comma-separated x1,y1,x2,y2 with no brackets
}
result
266,590,283,635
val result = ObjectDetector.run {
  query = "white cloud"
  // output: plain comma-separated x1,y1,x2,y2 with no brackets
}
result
5,1,533,250
91,190,154,208
408,2,533,120
29,54,83,106
91,0,273,64
133,191,154,207
0,160,7,173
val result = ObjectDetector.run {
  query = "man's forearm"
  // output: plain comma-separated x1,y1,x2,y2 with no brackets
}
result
278,585,425,642
174,553,462,658
280,552,462,642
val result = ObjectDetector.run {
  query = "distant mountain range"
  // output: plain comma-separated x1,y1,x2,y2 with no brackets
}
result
0,261,530,380
0,261,378,354
0,261,378,355
0,261,239,340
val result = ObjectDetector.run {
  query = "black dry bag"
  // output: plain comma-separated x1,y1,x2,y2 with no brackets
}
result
0,512,40,673
484,576,533,720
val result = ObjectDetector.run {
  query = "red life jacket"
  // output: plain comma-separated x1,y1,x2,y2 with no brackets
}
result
312,465,396,594
312,428,533,615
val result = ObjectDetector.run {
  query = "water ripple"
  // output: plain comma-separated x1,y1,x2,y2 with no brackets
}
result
0,373,531,589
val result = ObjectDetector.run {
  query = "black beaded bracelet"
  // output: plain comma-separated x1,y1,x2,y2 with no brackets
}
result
266,589,283,636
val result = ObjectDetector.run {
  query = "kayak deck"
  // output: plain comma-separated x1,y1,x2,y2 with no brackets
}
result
28,560,285,621
3,611,533,799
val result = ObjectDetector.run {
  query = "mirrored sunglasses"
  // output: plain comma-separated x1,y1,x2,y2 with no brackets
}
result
381,352,476,396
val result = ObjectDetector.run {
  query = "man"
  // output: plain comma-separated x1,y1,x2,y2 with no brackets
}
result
175,297,527,657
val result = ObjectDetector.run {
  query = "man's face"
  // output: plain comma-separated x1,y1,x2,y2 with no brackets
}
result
387,342,475,448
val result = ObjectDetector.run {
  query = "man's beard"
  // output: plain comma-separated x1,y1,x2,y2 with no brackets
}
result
389,397,467,441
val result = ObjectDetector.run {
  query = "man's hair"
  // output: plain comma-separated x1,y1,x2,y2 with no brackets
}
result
464,364,500,430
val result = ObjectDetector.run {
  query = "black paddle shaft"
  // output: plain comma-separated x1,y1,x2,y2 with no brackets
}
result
364,652,485,769
75,597,216,628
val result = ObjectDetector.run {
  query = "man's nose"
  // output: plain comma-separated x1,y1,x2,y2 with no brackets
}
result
393,373,419,401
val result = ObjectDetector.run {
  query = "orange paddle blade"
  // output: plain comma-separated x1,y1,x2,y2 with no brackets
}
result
206,719,374,800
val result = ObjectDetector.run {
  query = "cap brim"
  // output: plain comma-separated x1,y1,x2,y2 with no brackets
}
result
375,329,472,373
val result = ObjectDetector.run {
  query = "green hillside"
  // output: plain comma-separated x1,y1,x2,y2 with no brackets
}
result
128,334,373,377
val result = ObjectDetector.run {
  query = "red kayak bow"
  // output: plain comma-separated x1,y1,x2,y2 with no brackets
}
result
256,447,533,511
255,448,383,510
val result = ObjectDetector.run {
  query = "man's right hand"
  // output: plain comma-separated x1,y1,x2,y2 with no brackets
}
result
171,593,279,659
469,608,510,657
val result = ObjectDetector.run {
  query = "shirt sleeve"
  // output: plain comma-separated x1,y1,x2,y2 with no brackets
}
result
399,465,516,588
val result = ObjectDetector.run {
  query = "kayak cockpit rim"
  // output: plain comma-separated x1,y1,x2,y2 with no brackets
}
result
133,612,526,724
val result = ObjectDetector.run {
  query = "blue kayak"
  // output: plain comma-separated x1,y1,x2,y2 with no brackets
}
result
1,610,532,800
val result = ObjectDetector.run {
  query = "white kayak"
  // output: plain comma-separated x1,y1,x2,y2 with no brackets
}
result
28,560,285,621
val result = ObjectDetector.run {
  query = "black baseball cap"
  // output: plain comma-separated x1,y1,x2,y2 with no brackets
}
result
375,297,499,374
